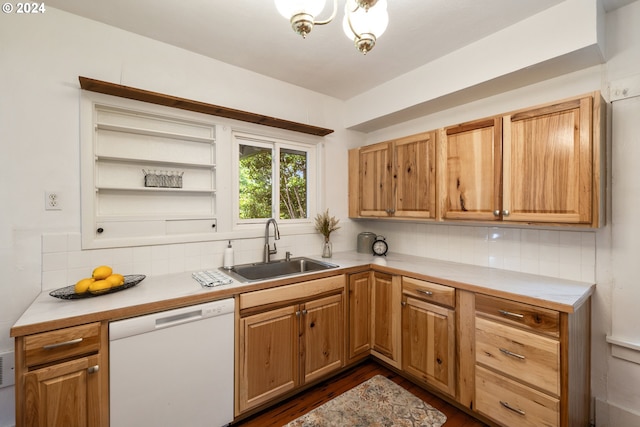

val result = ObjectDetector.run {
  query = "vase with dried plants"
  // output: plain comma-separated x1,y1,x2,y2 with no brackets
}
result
315,209,340,258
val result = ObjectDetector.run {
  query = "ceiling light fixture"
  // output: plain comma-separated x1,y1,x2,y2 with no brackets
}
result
274,0,389,54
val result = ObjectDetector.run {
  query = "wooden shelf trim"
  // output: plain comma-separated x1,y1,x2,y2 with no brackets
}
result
79,76,334,137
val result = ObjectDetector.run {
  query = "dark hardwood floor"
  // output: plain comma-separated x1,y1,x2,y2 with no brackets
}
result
233,359,488,427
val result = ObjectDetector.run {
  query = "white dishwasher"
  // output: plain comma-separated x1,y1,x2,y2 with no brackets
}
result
109,298,235,427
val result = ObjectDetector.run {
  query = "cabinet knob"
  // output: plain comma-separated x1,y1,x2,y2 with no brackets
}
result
88,365,99,374
493,210,500,217
302,309,308,315
96,227,104,234
502,210,510,217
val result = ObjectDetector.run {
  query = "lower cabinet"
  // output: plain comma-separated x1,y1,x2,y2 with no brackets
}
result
347,271,371,363
15,322,108,427
401,277,456,397
370,271,402,368
236,275,345,415
473,293,590,427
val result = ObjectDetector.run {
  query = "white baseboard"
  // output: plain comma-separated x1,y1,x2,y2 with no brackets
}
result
596,398,640,427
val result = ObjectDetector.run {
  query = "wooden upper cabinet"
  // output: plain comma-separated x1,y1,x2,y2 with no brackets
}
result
359,141,393,217
503,96,595,225
436,93,603,227
437,118,502,221
350,92,603,227
351,131,436,219
394,133,436,218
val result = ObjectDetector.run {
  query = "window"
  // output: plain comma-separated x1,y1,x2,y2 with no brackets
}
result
234,132,316,224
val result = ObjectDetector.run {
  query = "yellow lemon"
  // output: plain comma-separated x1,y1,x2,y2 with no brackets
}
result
89,279,112,294
74,277,95,294
92,265,113,280
106,273,125,287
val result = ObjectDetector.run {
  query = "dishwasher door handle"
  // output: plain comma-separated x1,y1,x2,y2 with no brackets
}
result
110,299,235,341
155,309,204,329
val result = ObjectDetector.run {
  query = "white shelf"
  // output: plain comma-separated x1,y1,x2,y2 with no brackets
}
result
96,123,215,144
96,155,216,169
96,186,216,194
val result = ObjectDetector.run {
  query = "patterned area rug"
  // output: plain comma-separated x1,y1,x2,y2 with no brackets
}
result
284,375,447,427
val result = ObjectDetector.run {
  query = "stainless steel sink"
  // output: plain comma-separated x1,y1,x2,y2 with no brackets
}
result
223,257,338,282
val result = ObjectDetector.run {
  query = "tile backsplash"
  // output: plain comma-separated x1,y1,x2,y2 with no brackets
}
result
356,221,596,283
40,227,354,290
42,222,596,290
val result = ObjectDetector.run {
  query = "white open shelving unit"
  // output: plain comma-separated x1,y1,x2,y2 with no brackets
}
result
81,94,219,248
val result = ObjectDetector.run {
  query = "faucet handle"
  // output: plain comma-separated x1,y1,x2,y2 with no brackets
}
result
285,251,292,261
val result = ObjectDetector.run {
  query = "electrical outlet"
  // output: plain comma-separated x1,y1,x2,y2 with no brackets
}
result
45,191,62,210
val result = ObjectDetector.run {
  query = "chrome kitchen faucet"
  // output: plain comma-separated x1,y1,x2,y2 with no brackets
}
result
264,218,280,263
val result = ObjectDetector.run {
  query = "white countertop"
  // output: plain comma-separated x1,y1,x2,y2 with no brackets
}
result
12,251,594,336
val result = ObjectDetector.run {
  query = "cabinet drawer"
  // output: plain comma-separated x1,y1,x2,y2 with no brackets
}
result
476,365,559,427
476,317,560,395
24,322,101,368
239,275,345,311
402,277,455,308
475,293,559,337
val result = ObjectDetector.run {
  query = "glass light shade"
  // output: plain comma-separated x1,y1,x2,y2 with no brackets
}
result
343,0,388,39
274,0,326,20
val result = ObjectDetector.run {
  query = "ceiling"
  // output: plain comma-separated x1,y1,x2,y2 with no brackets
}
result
47,0,634,101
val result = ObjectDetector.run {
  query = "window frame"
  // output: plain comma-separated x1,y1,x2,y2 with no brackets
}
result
232,131,318,228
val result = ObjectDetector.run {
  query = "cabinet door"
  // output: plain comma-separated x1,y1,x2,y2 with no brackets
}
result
503,97,593,224
371,272,401,367
402,297,456,396
359,142,393,217
437,118,502,221
23,354,102,427
394,132,436,218
348,272,371,362
302,294,344,384
238,305,299,413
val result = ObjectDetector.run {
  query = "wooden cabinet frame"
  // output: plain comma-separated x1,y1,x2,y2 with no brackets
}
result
370,272,402,368
235,275,346,416
347,271,371,364
14,322,109,427
349,131,436,219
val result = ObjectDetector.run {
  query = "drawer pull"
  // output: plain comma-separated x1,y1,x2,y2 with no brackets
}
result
499,347,526,360
417,289,434,296
498,309,524,319
42,337,83,350
87,365,99,374
500,400,526,416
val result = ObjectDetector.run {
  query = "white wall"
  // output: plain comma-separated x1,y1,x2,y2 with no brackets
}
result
0,8,359,426
2,2,640,427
